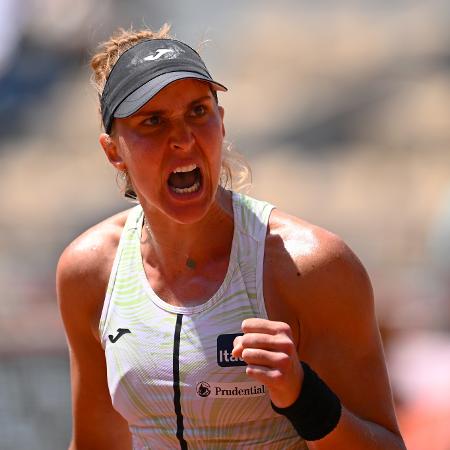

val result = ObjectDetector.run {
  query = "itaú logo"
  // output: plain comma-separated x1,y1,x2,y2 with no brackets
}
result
196,381,266,398
218,349,245,365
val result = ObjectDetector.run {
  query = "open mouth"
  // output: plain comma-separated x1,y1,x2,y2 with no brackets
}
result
167,164,202,194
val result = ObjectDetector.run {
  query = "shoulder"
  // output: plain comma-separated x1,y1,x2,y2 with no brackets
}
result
57,209,136,447
264,208,374,336
265,210,401,435
56,208,133,337
266,208,367,281
57,208,131,286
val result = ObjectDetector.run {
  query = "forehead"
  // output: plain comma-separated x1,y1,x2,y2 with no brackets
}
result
139,78,214,111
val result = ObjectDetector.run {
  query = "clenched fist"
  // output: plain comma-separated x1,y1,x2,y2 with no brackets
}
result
232,318,304,408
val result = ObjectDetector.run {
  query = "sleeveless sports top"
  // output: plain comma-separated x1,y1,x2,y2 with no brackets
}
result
99,192,307,449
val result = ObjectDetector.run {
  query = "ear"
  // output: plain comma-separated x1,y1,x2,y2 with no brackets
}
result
99,133,126,171
218,106,225,137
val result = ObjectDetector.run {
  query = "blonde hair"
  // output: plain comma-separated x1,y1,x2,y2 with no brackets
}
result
91,25,251,198
91,24,173,97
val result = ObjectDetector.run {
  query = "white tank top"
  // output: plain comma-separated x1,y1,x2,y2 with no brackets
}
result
99,192,307,449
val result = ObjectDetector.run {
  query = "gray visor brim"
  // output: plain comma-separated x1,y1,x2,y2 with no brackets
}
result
114,71,227,118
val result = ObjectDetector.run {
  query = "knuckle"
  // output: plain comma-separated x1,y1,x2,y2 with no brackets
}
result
265,335,276,347
242,318,258,331
269,370,283,382
275,334,294,350
276,321,292,335
277,353,292,370
242,334,257,348
239,335,248,347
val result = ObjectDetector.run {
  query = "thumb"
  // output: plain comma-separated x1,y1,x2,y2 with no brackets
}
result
232,335,243,358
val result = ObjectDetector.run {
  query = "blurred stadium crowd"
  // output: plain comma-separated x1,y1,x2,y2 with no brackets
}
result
0,0,449,449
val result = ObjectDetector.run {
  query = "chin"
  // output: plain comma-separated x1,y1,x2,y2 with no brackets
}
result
164,203,214,225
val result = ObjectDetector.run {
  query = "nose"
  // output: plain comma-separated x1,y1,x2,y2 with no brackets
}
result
168,119,195,151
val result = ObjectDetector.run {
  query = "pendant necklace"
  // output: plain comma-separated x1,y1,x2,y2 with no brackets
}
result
143,216,197,270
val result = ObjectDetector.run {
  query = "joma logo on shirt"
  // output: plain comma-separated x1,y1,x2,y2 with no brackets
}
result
217,333,246,367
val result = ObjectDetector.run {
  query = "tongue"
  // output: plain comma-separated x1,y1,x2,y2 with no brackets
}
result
168,169,197,189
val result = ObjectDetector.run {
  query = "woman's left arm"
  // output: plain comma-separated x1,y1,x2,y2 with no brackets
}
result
233,215,406,450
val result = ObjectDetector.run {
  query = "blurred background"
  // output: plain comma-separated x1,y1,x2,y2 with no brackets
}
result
0,0,449,449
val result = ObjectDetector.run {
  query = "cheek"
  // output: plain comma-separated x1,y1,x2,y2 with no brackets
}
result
119,135,159,168
205,117,225,154
205,131,224,171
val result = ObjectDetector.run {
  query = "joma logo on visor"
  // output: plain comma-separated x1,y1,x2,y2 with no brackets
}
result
217,333,246,367
143,48,175,61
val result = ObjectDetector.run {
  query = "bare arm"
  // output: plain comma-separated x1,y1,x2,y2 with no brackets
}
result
233,210,405,449
295,231,404,450
57,217,132,450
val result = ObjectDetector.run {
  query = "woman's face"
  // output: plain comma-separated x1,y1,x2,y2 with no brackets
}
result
102,79,225,224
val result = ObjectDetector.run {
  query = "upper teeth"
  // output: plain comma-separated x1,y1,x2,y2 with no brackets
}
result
172,164,197,173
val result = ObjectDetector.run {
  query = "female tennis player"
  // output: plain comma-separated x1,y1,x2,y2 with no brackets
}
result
57,25,406,449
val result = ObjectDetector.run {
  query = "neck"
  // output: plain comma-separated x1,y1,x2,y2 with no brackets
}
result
141,189,234,276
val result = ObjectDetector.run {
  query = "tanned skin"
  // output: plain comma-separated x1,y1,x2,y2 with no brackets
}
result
58,78,405,449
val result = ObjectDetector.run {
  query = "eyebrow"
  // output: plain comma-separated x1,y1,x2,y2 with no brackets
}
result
133,95,213,117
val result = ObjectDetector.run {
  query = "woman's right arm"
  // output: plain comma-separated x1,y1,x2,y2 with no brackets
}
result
57,221,132,450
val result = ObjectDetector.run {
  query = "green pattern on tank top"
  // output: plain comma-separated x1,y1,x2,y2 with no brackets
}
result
99,192,307,449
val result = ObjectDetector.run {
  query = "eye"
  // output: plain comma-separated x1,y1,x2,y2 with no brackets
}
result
143,114,162,126
191,104,207,117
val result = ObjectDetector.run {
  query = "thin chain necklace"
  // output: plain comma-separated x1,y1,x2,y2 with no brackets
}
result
143,216,197,270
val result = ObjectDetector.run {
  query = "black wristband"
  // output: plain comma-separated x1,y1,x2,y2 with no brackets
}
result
271,361,342,441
